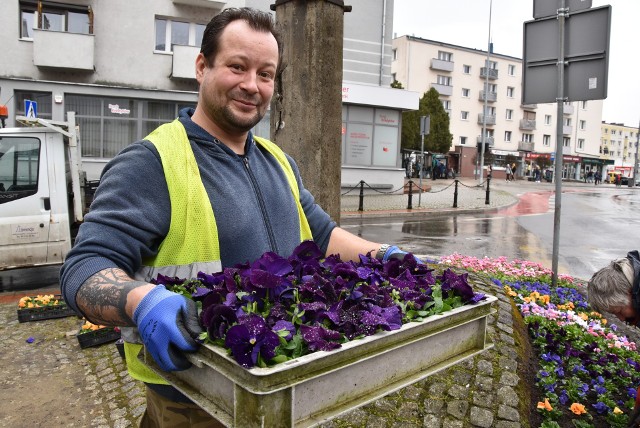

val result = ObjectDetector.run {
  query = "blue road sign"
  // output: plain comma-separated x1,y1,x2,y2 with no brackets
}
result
25,100,37,119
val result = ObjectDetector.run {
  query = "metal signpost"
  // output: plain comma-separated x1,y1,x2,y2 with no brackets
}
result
419,115,430,207
523,0,611,286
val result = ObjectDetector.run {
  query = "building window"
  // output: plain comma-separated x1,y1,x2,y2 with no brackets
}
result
442,100,451,111
522,133,533,143
462,88,470,97
155,18,206,52
505,109,513,120
20,1,92,38
460,136,467,145
463,64,471,74
579,120,586,130
66,95,195,158
342,106,401,168
543,135,551,146
563,137,570,147
483,82,497,93
14,91,52,120
505,131,512,142
461,111,469,120
438,51,452,62
508,64,516,76
437,75,452,86
564,118,572,126
578,138,585,149
392,49,397,61
581,100,588,109
545,115,552,125
507,87,515,98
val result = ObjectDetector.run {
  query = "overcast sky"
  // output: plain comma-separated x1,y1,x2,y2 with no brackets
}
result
392,0,640,128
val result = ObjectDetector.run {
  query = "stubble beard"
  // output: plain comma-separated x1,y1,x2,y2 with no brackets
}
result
219,104,263,133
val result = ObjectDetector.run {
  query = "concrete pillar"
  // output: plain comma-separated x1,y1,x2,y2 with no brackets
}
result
270,0,349,224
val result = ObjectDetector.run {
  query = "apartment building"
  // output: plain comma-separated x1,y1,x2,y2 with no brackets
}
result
600,121,640,178
391,35,604,180
1,0,417,188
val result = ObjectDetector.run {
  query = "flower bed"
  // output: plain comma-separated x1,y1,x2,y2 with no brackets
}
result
441,253,640,428
155,241,486,369
16,294,77,323
76,321,121,349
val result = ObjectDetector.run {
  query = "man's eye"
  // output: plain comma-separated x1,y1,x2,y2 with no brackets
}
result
259,72,274,80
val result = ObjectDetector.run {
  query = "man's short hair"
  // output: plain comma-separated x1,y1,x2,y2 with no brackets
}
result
587,257,634,313
200,8,283,74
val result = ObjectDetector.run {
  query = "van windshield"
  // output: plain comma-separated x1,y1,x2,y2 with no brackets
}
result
0,136,41,202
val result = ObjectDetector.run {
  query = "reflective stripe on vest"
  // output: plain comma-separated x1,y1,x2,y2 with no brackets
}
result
125,119,312,384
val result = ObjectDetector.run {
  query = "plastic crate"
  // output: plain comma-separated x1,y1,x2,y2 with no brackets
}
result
17,295,77,323
77,327,121,349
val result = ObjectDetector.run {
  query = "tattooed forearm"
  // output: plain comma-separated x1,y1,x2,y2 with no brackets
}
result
76,268,152,326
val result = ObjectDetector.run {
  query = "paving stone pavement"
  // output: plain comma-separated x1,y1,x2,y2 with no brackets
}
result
0,298,146,427
340,178,519,217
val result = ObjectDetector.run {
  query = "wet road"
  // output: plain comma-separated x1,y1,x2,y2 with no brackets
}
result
341,186,640,281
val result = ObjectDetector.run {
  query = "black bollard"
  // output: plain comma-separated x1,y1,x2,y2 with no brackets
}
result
407,180,413,209
358,180,365,211
485,177,491,205
453,179,459,208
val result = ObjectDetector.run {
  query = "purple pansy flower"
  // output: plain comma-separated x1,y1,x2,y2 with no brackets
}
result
300,324,342,352
224,314,280,368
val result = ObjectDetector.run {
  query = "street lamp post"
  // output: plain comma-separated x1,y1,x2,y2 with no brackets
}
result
631,118,640,187
478,0,493,184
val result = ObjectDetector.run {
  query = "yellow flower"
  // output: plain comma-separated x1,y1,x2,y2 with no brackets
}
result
537,398,553,411
570,403,587,415
613,407,623,414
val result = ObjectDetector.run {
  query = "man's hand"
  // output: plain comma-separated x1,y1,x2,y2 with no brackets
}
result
133,285,203,371
380,245,423,264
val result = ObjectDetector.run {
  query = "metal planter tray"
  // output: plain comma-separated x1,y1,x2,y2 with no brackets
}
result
144,294,497,427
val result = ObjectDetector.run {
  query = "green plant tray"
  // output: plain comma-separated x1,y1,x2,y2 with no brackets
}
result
77,327,121,349
17,295,77,323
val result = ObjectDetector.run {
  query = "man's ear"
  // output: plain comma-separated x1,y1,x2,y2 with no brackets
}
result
195,53,208,83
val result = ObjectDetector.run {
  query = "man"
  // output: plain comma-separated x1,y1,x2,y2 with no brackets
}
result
60,7,412,427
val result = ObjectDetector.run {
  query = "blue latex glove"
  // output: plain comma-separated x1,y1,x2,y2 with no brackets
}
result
133,285,202,372
382,245,423,264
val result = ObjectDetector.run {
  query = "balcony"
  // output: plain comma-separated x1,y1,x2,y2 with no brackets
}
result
32,29,94,71
563,104,575,115
522,104,537,110
172,45,200,79
480,67,498,80
430,83,453,96
477,114,496,126
430,58,454,72
563,125,573,135
519,119,536,131
172,0,226,7
478,91,497,102
476,136,495,146
518,141,535,152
